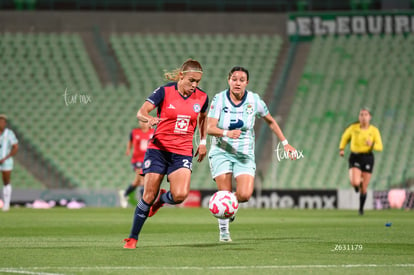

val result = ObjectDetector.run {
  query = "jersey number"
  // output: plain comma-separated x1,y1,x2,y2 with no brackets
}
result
182,159,192,171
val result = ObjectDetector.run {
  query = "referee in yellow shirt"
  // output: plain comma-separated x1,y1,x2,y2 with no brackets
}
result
339,108,383,215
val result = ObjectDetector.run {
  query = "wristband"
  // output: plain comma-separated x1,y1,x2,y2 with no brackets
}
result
200,139,207,145
222,130,228,137
281,139,288,146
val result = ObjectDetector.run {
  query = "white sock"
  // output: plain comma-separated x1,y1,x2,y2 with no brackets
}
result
218,218,229,234
3,184,12,208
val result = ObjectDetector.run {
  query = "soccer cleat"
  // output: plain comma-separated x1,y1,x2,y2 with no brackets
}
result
148,189,167,217
359,209,364,216
219,233,232,242
123,238,137,249
229,216,236,223
119,190,128,208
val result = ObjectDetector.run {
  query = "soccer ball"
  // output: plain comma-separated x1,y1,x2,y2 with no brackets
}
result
208,191,239,219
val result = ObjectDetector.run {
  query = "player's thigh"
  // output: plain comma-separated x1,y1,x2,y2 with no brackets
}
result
214,173,233,191
168,168,192,202
167,153,194,202
349,168,362,185
133,169,144,186
137,173,145,186
142,173,164,204
233,156,255,202
235,174,255,202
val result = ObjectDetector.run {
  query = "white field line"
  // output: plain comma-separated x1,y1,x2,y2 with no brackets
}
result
1,263,413,274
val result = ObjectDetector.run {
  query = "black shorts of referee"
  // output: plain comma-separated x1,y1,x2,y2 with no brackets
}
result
348,152,374,173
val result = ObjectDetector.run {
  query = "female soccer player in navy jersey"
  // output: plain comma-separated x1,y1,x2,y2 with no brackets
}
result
123,59,209,249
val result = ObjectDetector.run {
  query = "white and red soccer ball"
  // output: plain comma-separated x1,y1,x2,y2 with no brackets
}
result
208,191,239,219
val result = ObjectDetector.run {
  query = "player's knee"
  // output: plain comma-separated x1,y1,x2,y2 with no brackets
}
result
171,191,187,204
350,179,359,187
142,191,158,204
236,192,251,203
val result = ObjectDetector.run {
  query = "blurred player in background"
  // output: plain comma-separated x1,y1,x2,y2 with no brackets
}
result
123,59,209,249
339,107,383,215
0,114,19,212
207,66,297,242
119,120,154,208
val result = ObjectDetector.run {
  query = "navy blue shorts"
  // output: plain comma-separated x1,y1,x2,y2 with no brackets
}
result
142,149,193,175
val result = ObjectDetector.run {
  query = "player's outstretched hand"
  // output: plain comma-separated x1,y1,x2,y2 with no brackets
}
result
339,149,345,157
284,144,298,160
194,144,207,162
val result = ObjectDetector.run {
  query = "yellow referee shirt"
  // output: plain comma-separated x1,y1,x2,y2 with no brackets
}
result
339,123,383,153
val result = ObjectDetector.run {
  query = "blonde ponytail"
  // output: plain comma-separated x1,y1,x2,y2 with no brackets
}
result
164,58,203,81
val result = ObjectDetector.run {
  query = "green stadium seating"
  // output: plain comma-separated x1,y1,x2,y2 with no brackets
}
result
264,34,414,190
11,162,45,189
1,32,282,190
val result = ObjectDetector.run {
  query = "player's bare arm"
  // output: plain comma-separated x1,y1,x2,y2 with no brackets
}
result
137,101,163,127
262,114,297,160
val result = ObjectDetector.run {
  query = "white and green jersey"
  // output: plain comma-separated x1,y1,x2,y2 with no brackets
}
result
0,128,18,159
208,89,269,157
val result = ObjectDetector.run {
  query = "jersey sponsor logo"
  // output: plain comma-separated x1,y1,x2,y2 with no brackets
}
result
193,103,201,113
229,119,244,130
167,104,176,109
174,115,191,134
222,107,244,114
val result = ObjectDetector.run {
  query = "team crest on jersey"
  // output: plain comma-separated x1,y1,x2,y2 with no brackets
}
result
193,104,201,113
245,104,254,115
175,115,191,134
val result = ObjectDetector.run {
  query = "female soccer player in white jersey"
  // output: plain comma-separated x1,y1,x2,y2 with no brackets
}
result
207,66,297,242
0,114,19,212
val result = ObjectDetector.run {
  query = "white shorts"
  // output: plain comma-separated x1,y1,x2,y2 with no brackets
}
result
0,158,14,171
208,149,256,179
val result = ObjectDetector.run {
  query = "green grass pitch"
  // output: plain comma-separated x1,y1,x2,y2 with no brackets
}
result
0,207,413,274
